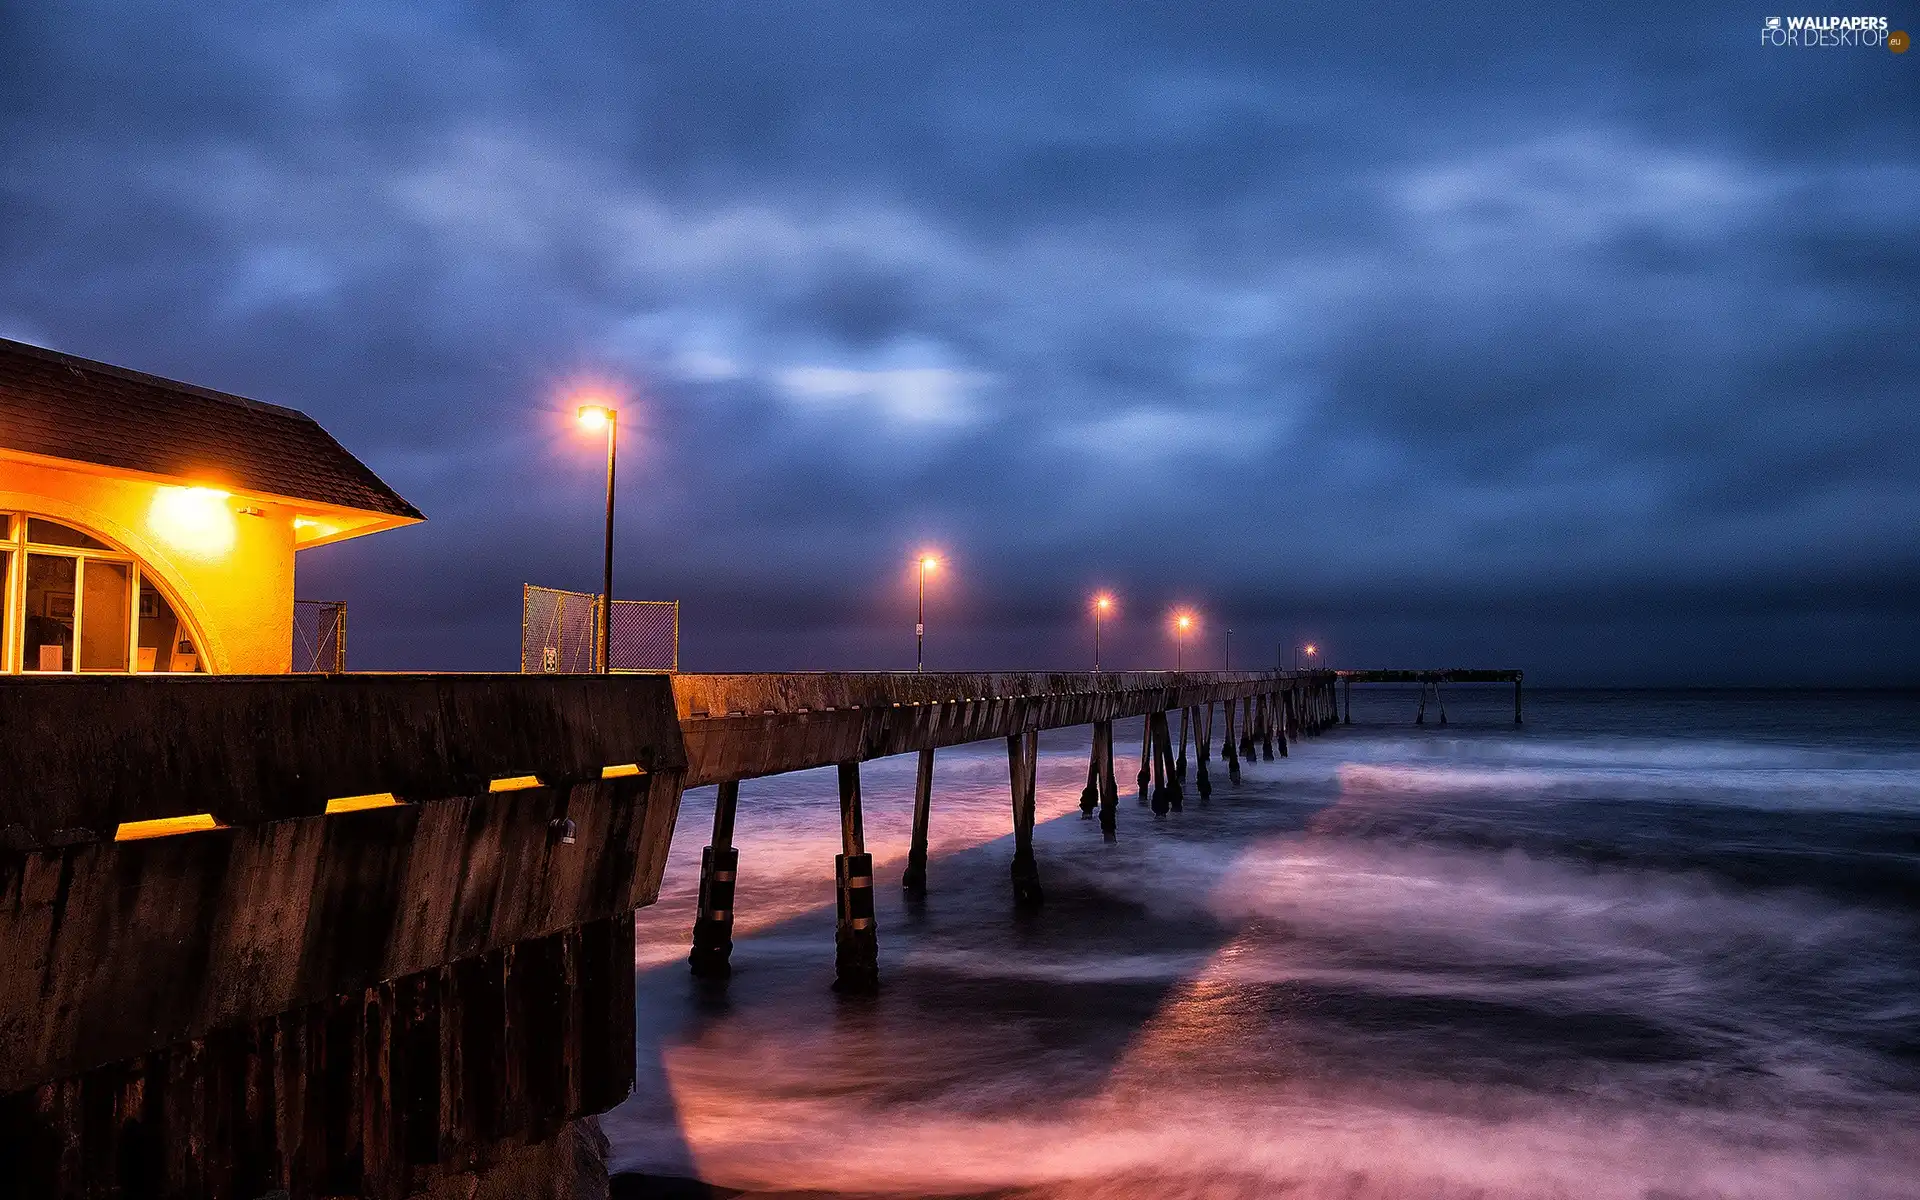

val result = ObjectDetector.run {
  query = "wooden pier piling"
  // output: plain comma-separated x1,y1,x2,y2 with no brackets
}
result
1080,737,1100,818
904,747,935,896
1223,696,1241,784
1160,710,1184,811
1148,711,1171,815
1167,706,1182,783
1138,719,1152,788
1095,719,1119,839
833,762,880,994
690,780,741,979
1007,731,1044,909
1194,704,1213,799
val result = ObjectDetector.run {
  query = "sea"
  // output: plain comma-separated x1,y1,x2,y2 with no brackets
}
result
603,688,1920,1199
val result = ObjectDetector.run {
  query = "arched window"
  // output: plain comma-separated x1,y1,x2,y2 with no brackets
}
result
0,512,207,673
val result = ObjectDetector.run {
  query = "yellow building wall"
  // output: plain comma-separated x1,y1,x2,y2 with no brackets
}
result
1,459,296,674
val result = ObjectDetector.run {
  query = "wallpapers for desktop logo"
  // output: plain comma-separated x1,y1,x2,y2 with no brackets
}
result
1760,14,1907,49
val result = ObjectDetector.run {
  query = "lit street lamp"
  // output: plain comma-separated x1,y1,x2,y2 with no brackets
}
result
577,403,617,673
1092,594,1113,671
916,554,939,672
1174,611,1194,671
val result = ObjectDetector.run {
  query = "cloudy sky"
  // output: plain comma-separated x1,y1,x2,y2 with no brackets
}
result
3,2,1915,682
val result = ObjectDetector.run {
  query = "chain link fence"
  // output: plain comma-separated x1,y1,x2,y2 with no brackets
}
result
609,598,679,673
521,585,599,674
521,585,677,674
292,599,347,673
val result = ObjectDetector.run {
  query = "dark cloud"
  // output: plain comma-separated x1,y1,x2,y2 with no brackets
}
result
3,1,1917,683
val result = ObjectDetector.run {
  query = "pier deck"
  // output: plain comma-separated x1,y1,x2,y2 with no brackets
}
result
0,666,1371,1195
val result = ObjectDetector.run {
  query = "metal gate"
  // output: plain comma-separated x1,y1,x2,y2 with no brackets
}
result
292,599,347,672
521,585,677,674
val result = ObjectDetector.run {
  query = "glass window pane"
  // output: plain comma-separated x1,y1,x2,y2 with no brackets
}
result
80,560,131,671
0,512,12,540
1,549,11,670
26,518,112,550
137,581,203,672
23,553,76,671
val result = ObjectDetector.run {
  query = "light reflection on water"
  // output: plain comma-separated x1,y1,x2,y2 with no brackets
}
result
607,690,1920,1198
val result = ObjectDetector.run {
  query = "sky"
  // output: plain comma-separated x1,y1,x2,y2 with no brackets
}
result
2,2,1916,684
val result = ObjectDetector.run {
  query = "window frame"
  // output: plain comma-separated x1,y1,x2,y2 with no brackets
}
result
0,545,11,674
2,514,210,675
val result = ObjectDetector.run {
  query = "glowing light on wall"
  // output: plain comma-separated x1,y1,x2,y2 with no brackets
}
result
292,515,342,544
325,793,402,814
115,813,220,841
149,487,236,558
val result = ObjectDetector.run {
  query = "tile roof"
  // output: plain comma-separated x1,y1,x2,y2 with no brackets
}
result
0,338,422,520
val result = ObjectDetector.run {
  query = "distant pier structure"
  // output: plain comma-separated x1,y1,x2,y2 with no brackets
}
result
1335,668,1525,725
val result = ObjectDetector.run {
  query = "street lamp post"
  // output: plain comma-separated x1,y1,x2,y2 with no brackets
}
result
1225,628,1232,672
917,555,938,672
1093,594,1112,672
1175,612,1193,671
577,404,617,673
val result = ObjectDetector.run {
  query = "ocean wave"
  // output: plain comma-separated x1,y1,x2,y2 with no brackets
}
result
617,709,1920,1199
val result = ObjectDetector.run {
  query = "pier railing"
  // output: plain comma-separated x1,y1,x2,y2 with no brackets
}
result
675,669,1300,786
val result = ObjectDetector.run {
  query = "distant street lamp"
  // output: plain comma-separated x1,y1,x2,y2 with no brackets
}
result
1175,611,1194,671
1092,594,1113,672
1295,642,1319,671
917,554,939,672
577,403,618,673
1225,628,1232,672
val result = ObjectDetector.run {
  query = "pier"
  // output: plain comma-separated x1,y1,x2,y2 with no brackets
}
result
1336,668,1525,726
0,667,1349,1195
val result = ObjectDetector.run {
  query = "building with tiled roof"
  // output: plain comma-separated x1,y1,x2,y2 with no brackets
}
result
0,337,422,674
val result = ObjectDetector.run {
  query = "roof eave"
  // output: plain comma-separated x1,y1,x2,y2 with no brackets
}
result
0,447,426,529
295,511,425,551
